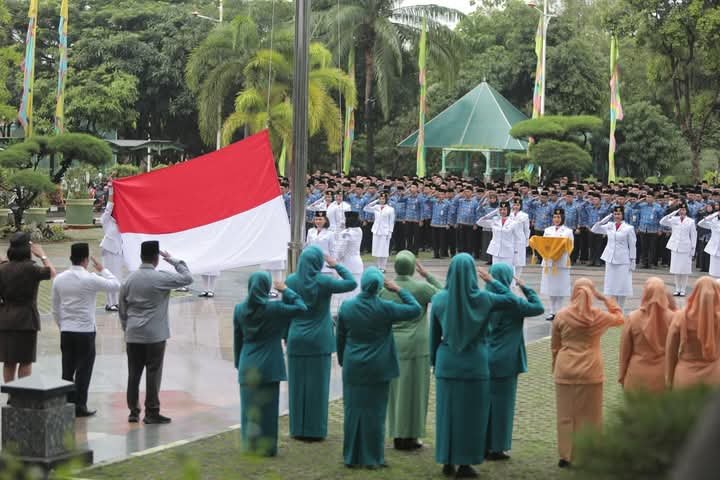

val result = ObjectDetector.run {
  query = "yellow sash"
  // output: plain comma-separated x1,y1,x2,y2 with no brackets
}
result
528,235,573,274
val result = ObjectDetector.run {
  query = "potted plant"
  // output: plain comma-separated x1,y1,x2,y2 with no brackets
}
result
25,193,50,226
62,165,98,226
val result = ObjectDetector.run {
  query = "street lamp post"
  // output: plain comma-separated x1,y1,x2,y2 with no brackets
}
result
192,1,224,150
288,0,310,273
526,0,555,115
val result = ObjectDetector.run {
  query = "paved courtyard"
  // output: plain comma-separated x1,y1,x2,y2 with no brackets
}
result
0,231,702,471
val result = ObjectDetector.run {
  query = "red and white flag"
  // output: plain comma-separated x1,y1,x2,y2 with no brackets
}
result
112,130,289,274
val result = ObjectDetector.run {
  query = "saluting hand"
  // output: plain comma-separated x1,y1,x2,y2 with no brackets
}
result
324,255,337,268
160,250,172,260
273,281,287,292
477,268,491,282
514,276,525,288
384,279,401,293
90,256,104,272
415,260,428,278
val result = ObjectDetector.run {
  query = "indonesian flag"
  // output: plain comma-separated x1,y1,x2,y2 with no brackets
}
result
112,130,289,274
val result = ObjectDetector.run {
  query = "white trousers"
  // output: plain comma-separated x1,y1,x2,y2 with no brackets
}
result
102,249,123,306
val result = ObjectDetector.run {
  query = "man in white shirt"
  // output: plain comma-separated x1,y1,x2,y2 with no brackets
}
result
52,243,121,417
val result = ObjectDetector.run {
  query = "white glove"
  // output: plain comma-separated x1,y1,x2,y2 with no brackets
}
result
629,262,636,271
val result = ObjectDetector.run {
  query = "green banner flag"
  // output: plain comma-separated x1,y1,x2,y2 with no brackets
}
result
416,17,427,178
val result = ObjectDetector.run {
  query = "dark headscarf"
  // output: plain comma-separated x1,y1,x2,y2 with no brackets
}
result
293,246,324,306
486,263,513,293
443,253,483,352
360,267,384,297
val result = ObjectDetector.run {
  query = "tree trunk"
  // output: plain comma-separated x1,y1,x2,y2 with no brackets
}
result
364,48,375,174
691,141,701,181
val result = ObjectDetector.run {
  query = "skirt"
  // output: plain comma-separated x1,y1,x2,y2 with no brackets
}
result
387,356,430,439
343,382,390,466
487,375,519,453
540,268,571,297
514,247,526,267
288,354,331,438
435,377,490,465
0,330,38,363
710,255,720,278
603,263,633,296
555,383,603,462
670,251,692,274
240,382,280,456
372,234,391,258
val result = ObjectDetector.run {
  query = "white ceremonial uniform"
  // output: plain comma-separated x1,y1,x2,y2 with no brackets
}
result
660,210,697,275
306,227,335,273
335,227,364,303
52,267,122,331
540,225,574,298
698,212,720,277
364,201,395,259
476,209,520,274
99,201,124,306
511,210,531,267
591,214,637,297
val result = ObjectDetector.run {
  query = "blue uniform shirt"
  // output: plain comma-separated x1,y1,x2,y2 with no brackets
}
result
636,201,663,233
430,198,450,226
347,193,365,213
556,199,579,229
390,195,407,221
404,194,423,222
532,200,555,230
422,196,434,220
455,197,478,225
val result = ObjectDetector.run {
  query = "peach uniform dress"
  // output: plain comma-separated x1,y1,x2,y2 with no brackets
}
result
666,277,720,389
551,278,624,463
619,277,676,392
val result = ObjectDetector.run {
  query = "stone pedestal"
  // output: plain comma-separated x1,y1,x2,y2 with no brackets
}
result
1,376,93,472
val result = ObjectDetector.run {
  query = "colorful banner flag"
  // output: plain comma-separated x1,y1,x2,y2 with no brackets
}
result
416,16,427,178
113,130,289,274
278,140,287,176
608,35,624,183
18,0,39,137
532,16,544,119
55,0,69,134
342,49,355,176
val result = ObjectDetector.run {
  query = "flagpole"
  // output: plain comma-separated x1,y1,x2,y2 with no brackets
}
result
55,0,69,134
288,0,310,273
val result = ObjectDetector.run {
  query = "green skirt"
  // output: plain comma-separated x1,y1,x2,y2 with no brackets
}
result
343,382,390,466
487,375,519,453
435,377,490,465
387,355,430,438
287,354,331,438
240,382,280,456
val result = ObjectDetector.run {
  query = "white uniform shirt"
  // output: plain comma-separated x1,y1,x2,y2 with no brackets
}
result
661,211,697,255
591,214,637,265
699,212,720,256
511,210,531,252
336,228,364,274
306,227,335,272
542,225,574,269
52,266,121,332
99,202,122,254
477,209,521,258
326,201,351,232
364,201,395,236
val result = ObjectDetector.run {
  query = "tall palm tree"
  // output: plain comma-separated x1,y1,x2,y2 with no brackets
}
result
319,0,464,172
222,42,356,157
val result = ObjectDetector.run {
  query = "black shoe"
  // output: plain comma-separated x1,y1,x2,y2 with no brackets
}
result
128,412,139,423
558,459,571,468
393,438,404,450
442,465,456,476
545,314,555,322
206,292,215,298
673,291,681,297
198,292,209,297
75,406,96,418
456,465,478,478
486,451,510,461
105,305,118,312
143,414,171,424
408,439,423,450
176,287,189,292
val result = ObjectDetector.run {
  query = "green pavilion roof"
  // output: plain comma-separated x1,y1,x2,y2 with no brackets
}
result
398,82,529,151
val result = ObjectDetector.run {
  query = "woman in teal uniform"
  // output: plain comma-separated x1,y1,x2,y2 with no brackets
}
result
337,267,421,468
430,253,516,478
485,263,544,460
285,246,357,441
379,251,442,450
233,271,307,456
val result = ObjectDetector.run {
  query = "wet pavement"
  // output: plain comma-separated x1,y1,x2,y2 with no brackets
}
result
0,235,700,465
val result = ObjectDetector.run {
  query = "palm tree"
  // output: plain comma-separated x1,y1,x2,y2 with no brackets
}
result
319,0,464,172
222,42,356,158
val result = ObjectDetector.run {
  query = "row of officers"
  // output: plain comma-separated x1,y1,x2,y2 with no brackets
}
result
305,196,720,317
234,244,720,477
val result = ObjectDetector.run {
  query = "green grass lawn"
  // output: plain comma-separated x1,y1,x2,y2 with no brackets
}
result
80,329,625,480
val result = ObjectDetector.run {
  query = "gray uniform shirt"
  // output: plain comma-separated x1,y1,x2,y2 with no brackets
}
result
119,258,193,344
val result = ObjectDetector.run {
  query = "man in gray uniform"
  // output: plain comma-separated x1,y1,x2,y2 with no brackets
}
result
119,240,193,424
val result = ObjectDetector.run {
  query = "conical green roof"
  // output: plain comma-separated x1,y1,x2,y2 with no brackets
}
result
399,82,528,151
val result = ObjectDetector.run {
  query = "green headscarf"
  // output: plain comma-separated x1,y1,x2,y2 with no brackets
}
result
486,263,513,293
443,253,484,352
360,267,384,297
394,250,416,278
237,271,272,336
293,246,324,306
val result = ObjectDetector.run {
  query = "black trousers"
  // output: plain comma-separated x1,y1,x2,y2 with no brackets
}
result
577,227,590,262
431,227,448,257
457,225,474,254
393,222,406,253
658,233,671,265
127,341,166,416
479,230,491,261
361,222,374,253
405,221,421,254
639,232,658,267
570,228,580,263
447,227,457,256
61,331,96,408
590,232,606,265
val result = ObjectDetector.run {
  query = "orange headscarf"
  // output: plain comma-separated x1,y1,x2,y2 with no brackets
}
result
680,277,720,361
634,277,675,354
560,278,610,335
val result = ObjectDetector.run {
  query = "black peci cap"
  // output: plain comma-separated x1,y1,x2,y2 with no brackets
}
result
70,243,90,261
141,241,160,257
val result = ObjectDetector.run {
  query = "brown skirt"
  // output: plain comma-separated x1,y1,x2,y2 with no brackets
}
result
0,330,38,363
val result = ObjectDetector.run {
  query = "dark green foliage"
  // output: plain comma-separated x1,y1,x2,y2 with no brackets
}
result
573,385,717,480
530,139,592,179
510,119,566,139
